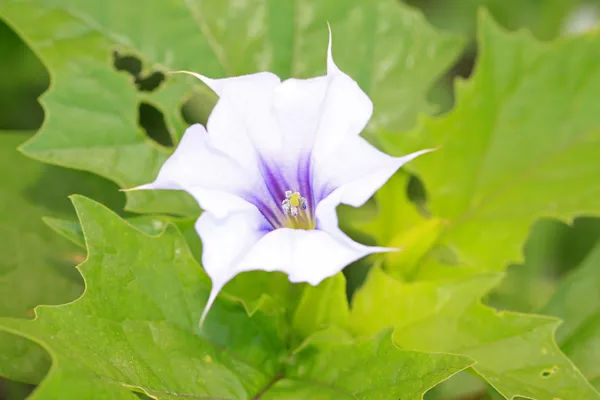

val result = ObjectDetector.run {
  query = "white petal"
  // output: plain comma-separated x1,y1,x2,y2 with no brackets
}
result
177,70,279,98
186,71,283,169
327,22,342,76
270,31,372,167
136,123,259,218
238,227,383,286
314,135,434,209
196,208,271,324
272,74,372,162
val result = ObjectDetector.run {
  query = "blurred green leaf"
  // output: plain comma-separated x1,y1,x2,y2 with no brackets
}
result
0,333,47,386
542,239,600,391
349,267,600,399
357,172,426,246
0,131,122,385
0,20,47,130
489,217,600,314
410,0,581,40
0,379,35,400
0,197,475,399
0,0,464,215
292,274,349,339
383,11,600,275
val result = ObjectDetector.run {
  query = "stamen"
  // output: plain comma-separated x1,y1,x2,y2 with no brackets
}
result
282,190,308,217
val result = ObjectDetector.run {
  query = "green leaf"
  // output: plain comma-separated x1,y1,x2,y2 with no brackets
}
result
383,11,600,274
44,214,203,261
421,0,579,40
357,172,427,246
0,0,464,214
349,267,600,399
0,196,288,399
41,217,86,248
0,334,47,385
292,273,349,339
542,240,600,390
263,329,473,400
0,196,473,399
489,217,600,314
0,131,122,384
42,216,295,318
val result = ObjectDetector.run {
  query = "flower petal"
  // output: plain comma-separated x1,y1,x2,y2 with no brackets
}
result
196,208,272,325
135,123,260,218
185,71,282,169
238,227,383,286
270,29,372,168
314,135,434,209
272,74,373,163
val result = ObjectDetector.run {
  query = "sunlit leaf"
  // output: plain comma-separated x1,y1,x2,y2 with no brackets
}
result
350,267,600,399
542,240,600,390
383,11,600,274
0,197,474,399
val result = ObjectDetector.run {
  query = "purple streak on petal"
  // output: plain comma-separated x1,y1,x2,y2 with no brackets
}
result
243,193,284,229
259,156,290,204
297,153,315,218
238,152,318,230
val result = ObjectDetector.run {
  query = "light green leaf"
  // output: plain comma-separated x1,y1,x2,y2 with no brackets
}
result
292,273,349,339
542,240,600,390
0,0,464,214
350,267,600,399
0,196,473,399
263,329,473,400
357,172,427,246
383,11,600,274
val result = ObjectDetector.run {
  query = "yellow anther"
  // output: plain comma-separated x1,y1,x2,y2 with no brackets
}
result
290,193,301,207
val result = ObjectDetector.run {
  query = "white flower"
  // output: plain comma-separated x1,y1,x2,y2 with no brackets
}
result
134,28,431,324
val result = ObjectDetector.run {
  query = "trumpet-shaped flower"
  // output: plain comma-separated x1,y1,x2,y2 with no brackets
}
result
136,30,430,323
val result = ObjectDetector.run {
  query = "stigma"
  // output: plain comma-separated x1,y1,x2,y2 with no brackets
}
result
282,190,307,217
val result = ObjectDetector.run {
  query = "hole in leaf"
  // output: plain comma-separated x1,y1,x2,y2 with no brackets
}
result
113,51,142,76
541,366,558,378
139,103,172,147
0,20,49,130
112,51,165,92
137,70,165,92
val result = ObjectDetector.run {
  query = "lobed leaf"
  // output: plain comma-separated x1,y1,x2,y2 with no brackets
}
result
0,196,474,399
383,11,600,274
350,267,600,399
0,0,464,214
542,240,600,391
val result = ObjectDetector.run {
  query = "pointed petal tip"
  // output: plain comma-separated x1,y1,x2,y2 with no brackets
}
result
198,283,223,329
326,22,341,75
171,70,220,94
120,183,153,192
